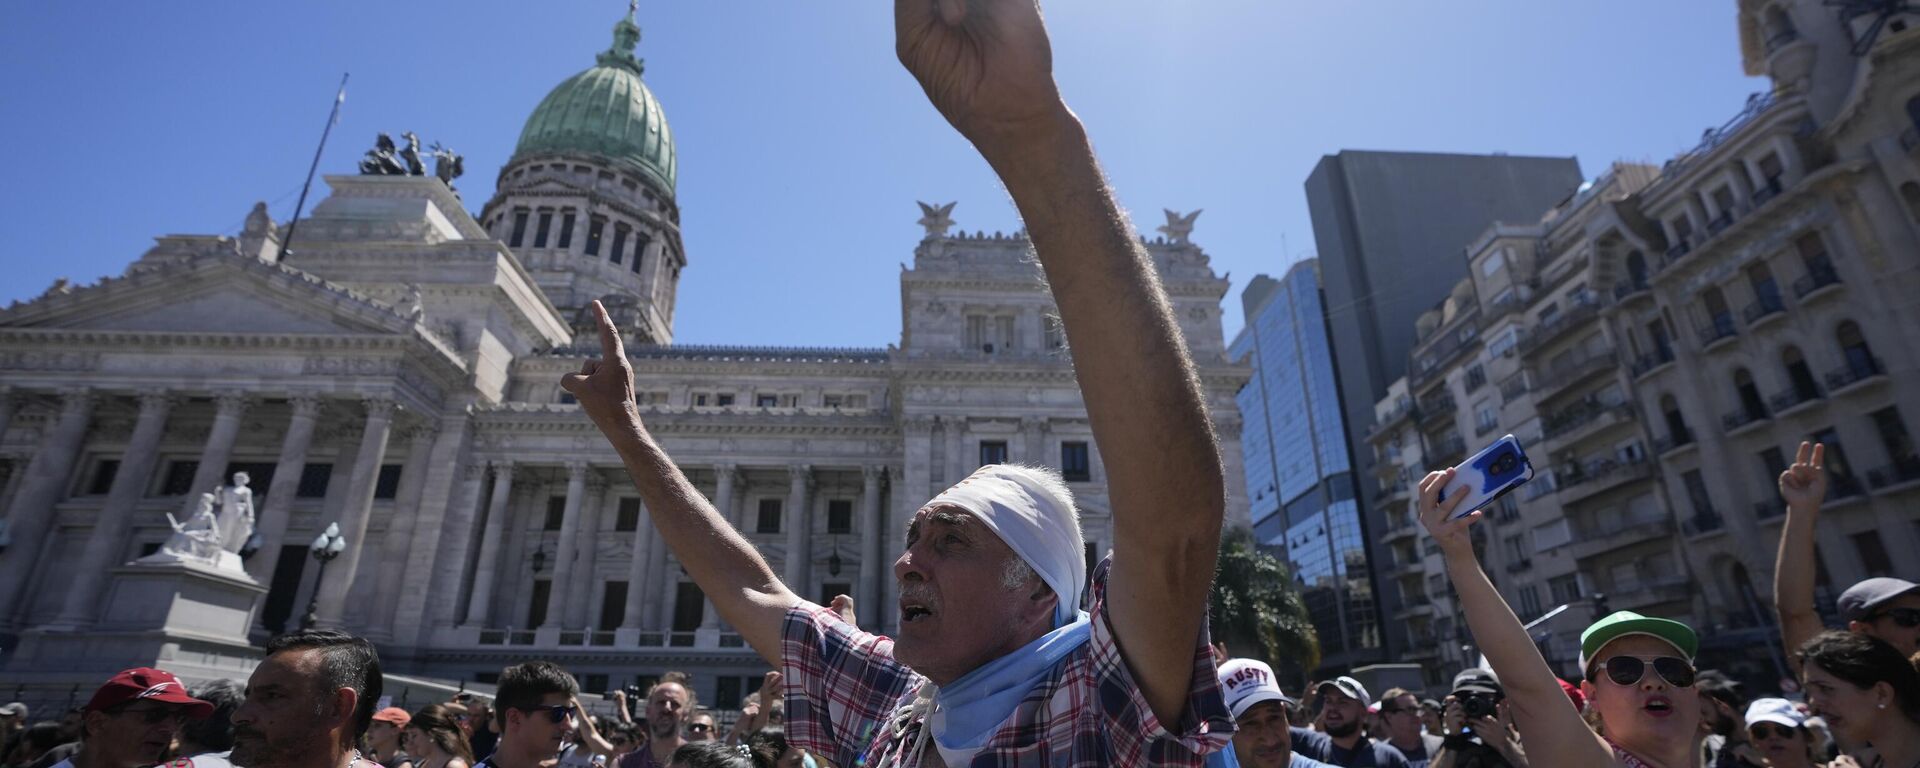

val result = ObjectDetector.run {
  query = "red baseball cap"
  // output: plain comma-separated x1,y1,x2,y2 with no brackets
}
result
84,668,214,719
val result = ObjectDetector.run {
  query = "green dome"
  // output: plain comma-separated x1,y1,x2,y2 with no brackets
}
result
513,14,676,193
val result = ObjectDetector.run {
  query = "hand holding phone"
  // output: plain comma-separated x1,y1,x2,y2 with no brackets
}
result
1435,434,1534,520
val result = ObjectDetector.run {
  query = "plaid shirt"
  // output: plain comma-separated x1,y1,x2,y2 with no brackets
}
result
780,558,1234,767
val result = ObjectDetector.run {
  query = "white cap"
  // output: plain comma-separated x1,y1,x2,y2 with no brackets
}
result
1745,698,1806,729
1218,658,1294,719
1317,675,1371,706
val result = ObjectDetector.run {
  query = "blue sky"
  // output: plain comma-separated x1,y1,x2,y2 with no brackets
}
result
0,2,1765,347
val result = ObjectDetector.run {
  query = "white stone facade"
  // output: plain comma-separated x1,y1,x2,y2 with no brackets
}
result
0,171,1246,705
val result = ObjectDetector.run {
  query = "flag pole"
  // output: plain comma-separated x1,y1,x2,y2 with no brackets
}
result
279,72,349,262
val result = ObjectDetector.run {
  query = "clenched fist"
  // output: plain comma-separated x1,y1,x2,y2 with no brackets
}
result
895,0,1069,155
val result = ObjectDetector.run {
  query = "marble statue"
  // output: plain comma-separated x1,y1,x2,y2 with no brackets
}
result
214,473,255,556
916,201,957,239
137,493,228,567
1157,209,1202,245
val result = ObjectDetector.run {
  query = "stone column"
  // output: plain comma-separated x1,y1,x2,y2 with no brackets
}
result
0,390,96,629
247,395,325,587
782,464,814,592
1022,417,1047,466
465,462,515,626
546,462,589,629
54,390,177,627
619,498,652,634
640,512,669,630
944,416,967,483
312,398,395,628
858,465,886,630
563,469,606,627
366,424,438,640
183,392,253,510
712,464,740,531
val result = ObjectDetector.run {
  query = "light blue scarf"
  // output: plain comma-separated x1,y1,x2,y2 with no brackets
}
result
913,610,1094,766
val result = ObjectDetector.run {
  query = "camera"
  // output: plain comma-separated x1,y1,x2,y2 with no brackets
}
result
1488,449,1519,477
1460,691,1500,720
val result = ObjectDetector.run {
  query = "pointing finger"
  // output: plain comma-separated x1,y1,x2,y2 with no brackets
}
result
593,300,624,362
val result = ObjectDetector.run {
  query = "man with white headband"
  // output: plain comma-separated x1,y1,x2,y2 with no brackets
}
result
561,1,1234,764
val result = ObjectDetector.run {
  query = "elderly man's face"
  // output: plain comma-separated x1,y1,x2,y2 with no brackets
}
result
893,505,1057,685
645,684,689,741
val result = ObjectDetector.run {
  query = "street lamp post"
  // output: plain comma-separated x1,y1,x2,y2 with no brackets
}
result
299,522,347,630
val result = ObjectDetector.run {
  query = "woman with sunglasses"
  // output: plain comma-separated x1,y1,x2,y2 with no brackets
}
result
1418,468,1703,768
1742,699,1820,768
404,704,477,768
1797,631,1920,768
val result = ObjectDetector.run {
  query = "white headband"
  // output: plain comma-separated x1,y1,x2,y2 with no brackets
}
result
925,465,1085,627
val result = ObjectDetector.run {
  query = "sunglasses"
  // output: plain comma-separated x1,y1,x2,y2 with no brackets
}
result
687,723,712,733
1749,723,1798,740
1595,656,1696,688
521,704,577,724
1868,607,1920,628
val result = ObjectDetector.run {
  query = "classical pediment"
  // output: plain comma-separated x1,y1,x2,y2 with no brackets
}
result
0,251,414,337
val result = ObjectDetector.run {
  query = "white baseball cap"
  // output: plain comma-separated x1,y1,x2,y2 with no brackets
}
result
1218,658,1295,719
1745,698,1806,729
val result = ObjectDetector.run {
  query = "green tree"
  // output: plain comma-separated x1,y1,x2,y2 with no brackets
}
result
1210,528,1320,671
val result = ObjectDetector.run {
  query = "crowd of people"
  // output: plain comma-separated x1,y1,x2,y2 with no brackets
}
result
2,2,1918,767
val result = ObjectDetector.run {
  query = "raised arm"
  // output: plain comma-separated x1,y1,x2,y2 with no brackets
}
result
1417,470,1613,768
895,0,1224,724
1773,441,1828,674
562,303,800,663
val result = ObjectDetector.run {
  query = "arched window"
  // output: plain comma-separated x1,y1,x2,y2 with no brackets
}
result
1901,182,1920,223
1626,251,1649,288
1782,346,1820,401
1837,321,1877,377
1702,287,1735,340
1734,368,1767,420
1661,394,1690,444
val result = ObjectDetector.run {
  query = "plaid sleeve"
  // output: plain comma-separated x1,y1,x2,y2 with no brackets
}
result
780,602,920,768
1085,557,1236,766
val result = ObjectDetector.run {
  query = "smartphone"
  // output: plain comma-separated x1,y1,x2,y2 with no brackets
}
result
1436,434,1534,519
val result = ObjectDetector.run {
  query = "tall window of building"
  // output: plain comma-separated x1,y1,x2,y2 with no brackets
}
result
557,210,576,249
1682,470,1714,518
965,314,988,351
600,582,628,631
585,216,606,256
756,499,782,533
610,224,630,266
1503,534,1527,564
87,459,120,495
1782,346,1820,401
1661,394,1690,443
374,464,403,500
161,461,200,496
1465,364,1487,392
1734,369,1767,421
296,463,333,498
827,500,853,534
1760,447,1790,489
1852,532,1894,574
1480,249,1506,277
616,498,641,532
1795,232,1829,266
672,582,704,636
527,580,552,628
1870,407,1918,472
533,210,553,248
979,441,1009,467
1549,574,1583,605
1518,585,1543,618
1811,427,1859,497
1837,321,1877,377
1061,441,1091,482
1757,152,1786,190
995,316,1017,351
545,496,566,530
632,233,652,275
1044,315,1065,349
509,209,530,247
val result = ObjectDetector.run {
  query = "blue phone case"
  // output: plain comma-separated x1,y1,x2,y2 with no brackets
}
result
1437,434,1535,519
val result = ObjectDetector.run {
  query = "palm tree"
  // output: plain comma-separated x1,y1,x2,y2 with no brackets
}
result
1210,528,1320,672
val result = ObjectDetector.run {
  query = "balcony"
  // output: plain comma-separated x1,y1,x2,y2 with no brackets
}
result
1754,498,1788,522
1375,479,1412,509
1768,385,1825,418
1655,429,1697,456
1705,209,1737,237
1501,375,1531,403
1430,435,1468,465
1632,347,1677,381
1541,400,1636,452
1367,398,1417,440
1571,514,1674,560
1519,295,1603,357
1418,391,1457,425
1382,508,1418,541
1751,178,1785,207
1698,314,1740,352
1665,239,1693,264
1682,512,1725,539
1825,357,1886,395
1722,405,1771,435
1743,294,1787,328
1613,278,1652,305
1866,459,1920,492
1505,558,1534,574
1411,318,1482,387
1792,256,1842,302
1531,351,1619,401
1556,458,1656,505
